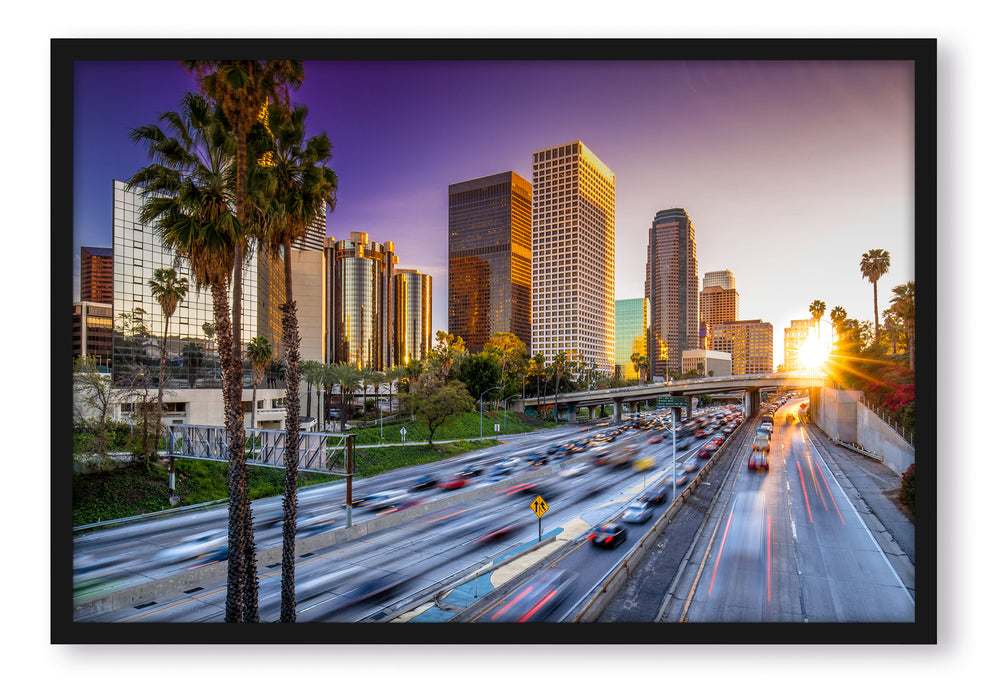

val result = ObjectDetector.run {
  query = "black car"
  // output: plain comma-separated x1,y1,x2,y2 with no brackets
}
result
409,475,437,491
588,522,627,549
638,483,670,504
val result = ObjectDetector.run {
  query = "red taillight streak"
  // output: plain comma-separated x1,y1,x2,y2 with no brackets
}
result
604,536,613,543
491,585,534,621
517,590,558,622
766,513,772,602
796,459,813,524
707,512,734,596
815,461,845,525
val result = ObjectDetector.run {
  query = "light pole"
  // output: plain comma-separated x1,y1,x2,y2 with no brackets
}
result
503,394,518,429
480,385,498,439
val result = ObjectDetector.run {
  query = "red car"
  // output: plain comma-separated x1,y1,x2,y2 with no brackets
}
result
748,451,769,470
697,441,719,458
437,475,468,489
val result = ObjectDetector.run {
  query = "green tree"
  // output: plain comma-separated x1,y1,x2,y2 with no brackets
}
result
148,267,189,460
411,379,474,447
829,306,847,352
531,352,546,412
428,331,467,384
890,281,915,370
299,359,322,423
128,91,257,623
333,363,362,430
860,249,891,348
182,342,205,389
456,352,502,401
484,332,527,399
551,350,572,421
809,300,826,340
245,336,273,429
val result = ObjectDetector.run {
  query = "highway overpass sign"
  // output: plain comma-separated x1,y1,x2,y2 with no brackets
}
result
657,396,689,407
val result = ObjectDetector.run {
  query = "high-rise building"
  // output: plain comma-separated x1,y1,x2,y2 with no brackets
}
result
326,232,398,371
614,298,650,381
448,172,532,353
702,269,736,291
81,246,113,304
393,269,433,365
111,179,258,383
700,268,739,328
712,319,774,374
784,318,817,370
645,208,699,377
531,141,615,372
72,301,114,368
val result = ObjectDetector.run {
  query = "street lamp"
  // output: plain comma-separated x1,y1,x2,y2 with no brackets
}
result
503,394,518,430
480,385,499,439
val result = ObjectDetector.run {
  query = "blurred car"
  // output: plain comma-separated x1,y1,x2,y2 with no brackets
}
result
527,452,547,467
409,475,437,491
588,522,628,549
697,441,719,458
620,502,653,524
632,456,655,472
363,489,409,511
152,529,228,565
438,474,469,489
638,483,670,504
752,434,770,452
487,462,515,481
748,451,770,470
489,569,578,622
460,465,485,478
560,461,591,478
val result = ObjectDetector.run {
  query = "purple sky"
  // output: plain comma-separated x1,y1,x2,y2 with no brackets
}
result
73,59,914,365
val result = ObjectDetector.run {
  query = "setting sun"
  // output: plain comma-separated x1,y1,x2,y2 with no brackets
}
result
799,337,829,370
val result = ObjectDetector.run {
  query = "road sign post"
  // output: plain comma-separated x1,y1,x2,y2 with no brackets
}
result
530,495,549,541
400,426,407,443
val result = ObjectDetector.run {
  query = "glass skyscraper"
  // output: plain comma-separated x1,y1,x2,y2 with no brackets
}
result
393,269,433,365
111,179,258,385
614,298,650,381
448,171,532,353
531,141,615,372
645,207,699,377
712,319,774,374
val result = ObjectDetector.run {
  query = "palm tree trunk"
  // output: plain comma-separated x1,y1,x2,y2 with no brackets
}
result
156,315,169,461
873,281,880,348
279,251,301,623
212,280,257,623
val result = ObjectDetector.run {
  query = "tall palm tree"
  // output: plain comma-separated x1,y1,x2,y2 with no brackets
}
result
829,306,847,350
809,300,826,340
245,336,273,429
148,267,189,458
385,366,406,417
860,249,891,347
890,281,915,370
299,359,322,424
250,101,336,623
334,364,362,430
128,91,256,622
532,353,546,413
182,60,305,362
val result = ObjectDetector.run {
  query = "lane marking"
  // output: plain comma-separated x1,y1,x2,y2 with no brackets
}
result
796,459,813,524
707,511,734,596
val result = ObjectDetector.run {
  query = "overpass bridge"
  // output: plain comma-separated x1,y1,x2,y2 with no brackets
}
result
511,372,824,424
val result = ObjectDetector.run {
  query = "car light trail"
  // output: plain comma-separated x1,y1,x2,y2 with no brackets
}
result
795,459,813,524
766,514,772,602
490,585,535,621
707,511,734,596
517,590,558,622
814,461,845,525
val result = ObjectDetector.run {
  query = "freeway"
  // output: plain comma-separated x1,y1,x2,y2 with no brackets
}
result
665,398,915,623
73,407,735,622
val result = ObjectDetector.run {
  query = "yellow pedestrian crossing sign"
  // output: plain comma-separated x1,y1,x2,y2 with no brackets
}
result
530,495,549,518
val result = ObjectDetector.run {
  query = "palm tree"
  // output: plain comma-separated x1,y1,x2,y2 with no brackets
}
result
299,359,322,424
245,336,273,429
182,342,205,389
809,300,826,340
359,367,375,426
860,249,891,348
890,282,915,370
148,267,189,459
385,366,405,417
334,364,362,430
249,100,336,623
829,306,847,351
532,352,546,413
128,91,257,624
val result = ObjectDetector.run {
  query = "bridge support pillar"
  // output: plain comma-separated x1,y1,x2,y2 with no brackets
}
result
567,403,578,424
612,398,623,425
744,388,760,418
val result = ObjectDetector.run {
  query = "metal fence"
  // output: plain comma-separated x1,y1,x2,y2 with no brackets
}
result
165,424,351,474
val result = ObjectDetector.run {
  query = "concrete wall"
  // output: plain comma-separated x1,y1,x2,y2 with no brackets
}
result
814,387,914,475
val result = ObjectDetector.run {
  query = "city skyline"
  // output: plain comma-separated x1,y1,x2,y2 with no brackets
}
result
72,58,914,367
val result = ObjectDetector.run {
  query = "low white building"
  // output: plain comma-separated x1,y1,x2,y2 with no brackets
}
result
681,349,732,378
115,387,289,430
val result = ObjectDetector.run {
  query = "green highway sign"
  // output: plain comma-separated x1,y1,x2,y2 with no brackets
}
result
657,396,689,407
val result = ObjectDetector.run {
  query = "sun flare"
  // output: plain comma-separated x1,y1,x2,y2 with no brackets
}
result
799,337,829,370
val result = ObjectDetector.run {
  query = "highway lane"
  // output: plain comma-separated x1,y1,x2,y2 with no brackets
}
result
670,399,914,623
75,408,731,622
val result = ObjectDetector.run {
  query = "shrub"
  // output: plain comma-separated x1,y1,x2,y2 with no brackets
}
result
898,464,915,517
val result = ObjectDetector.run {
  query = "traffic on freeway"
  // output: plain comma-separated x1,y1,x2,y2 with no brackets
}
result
73,404,744,622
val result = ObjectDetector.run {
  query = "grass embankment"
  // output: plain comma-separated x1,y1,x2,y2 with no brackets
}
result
346,407,548,444
73,409,545,527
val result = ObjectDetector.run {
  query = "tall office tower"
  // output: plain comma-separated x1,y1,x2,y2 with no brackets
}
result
531,141,615,372
72,301,114,367
326,231,397,371
712,319,774,374
700,269,739,328
702,269,735,291
81,246,113,304
784,318,817,370
393,269,433,365
448,171,532,353
645,208,699,377
111,180,258,384
256,206,329,357
614,298,650,381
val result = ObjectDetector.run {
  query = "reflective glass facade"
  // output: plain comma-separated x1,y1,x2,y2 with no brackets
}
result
712,319,774,374
614,298,650,380
81,246,113,304
393,269,433,365
327,232,396,371
448,171,531,353
532,141,615,371
645,208,699,376
111,179,257,385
